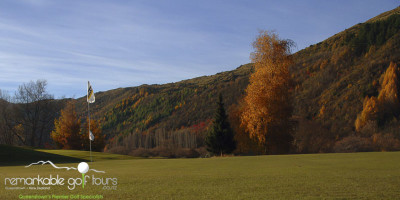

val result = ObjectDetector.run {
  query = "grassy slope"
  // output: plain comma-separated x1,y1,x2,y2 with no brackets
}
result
0,145,86,166
1,151,399,199
0,145,135,166
37,149,136,161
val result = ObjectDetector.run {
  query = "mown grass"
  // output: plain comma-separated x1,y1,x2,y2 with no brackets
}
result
1,150,400,199
0,145,86,166
0,145,136,166
37,149,136,161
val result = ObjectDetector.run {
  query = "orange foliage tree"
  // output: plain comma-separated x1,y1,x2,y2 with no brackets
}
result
240,31,294,154
377,62,400,122
82,118,105,152
355,96,379,132
51,101,82,149
355,62,400,132
229,101,263,154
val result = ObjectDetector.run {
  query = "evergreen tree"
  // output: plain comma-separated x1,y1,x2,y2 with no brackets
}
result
205,94,236,156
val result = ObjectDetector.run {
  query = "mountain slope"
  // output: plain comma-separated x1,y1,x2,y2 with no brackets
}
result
291,7,400,137
75,64,253,139
72,7,400,146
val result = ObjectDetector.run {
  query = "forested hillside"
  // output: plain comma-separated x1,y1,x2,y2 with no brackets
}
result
77,7,400,147
292,8,400,135
1,7,400,155
75,64,253,140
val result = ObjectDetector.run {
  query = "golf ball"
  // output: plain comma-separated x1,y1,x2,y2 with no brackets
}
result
78,162,89,174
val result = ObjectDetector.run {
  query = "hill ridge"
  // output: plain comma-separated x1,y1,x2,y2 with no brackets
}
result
66,7,400,152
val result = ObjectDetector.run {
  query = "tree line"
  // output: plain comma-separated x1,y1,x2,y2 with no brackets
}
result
2,24,399,157
0,80,104,151
0,31,300,156
204,31,295,155
0,80,60,147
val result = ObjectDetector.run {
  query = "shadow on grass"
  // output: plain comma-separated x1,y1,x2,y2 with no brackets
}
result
0,145,87,166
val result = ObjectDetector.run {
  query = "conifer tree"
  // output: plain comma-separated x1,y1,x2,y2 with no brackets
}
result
205,94,236,156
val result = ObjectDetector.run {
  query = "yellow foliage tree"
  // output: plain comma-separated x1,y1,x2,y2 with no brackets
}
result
378,62,400,120
82,118,105,152
240,31,294,154
51,101,82,149
355,62,400,132
355,96,378,132
229,101,263,154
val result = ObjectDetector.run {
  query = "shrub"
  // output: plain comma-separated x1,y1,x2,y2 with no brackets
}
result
195,147,209,158
129,148,153,157
334,136,374,153
175,148,200,158
106,146,130,155
293,118,334,153
125,147,202,158
372,133,400,151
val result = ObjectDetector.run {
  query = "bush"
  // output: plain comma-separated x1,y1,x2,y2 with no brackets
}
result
153,147,175,158
293,119,334,153
125,147,202,158
334,136,374,153
372,133,400,151
129,148,153,157
106,146,130,155
195,147,209,158
175,148,200,158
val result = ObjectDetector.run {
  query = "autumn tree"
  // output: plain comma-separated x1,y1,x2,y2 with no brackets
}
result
51,101,82,149
82,118,105,152
241,31,294,154
355,62,400,132
355,96,379,132
377,62,400,122
229,100,263,154
205,94,236,156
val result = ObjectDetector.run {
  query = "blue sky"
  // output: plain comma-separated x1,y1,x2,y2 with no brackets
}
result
0,0,398,98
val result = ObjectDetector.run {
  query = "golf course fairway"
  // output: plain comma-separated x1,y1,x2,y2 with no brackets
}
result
1,150,399,199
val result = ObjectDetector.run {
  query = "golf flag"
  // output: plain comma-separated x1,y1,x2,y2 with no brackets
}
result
89,130,95,141
87,81,95,103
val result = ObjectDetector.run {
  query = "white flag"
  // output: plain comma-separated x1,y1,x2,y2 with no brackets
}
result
87,81,95,103
89,130,95,141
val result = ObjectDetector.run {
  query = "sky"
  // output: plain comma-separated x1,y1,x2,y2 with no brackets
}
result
0,0,398,98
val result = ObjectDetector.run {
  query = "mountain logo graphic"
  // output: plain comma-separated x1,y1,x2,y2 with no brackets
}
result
25,161,106,189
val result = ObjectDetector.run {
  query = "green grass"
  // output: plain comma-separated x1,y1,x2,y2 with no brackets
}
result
36,149,135,161
1,150,400,199
0,145,86,166
0,145,135,166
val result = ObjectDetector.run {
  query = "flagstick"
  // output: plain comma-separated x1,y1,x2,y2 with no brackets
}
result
88,100,92,162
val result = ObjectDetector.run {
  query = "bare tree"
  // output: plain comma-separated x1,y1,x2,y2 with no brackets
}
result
13,80,56,147
0,90,18,144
